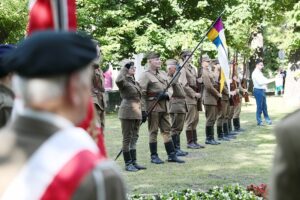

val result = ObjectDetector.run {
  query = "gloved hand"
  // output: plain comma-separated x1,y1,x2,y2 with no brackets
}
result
157,92,169,101
141,111,147,123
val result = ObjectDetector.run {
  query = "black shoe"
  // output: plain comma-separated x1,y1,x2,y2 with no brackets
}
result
167,152,185,163
151,155,164,164
125,163,139,172
205,139,219,145
133,162,147,170
176,149,188,156
187,142,200,149
218,135,230,141
193,142,206,148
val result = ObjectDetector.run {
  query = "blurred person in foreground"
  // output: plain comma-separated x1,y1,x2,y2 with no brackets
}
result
0,45,15,128
0,31,126,200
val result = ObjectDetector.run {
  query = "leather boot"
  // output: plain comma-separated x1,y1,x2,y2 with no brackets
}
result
205,126,220,145
164,141,185,163
217,126,230,141
186,130,199,149
149,143,164,164
172,134,188,156
123,151,138,172
130,149,146,170
223,123,236,139
192,130,205,148
233,118,246,132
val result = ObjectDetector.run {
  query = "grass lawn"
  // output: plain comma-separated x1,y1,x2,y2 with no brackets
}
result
104,96,298,195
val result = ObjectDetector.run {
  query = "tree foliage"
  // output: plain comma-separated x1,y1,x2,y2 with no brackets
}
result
0,0,299,71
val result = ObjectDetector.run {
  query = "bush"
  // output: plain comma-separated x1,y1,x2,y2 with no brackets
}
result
129,184,262,200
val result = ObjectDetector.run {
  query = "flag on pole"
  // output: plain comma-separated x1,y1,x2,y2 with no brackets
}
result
27,0,77,35
207,18,230,92
219,68,225,92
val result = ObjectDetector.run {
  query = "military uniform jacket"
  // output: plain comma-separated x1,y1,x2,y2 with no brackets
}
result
0,111,126,200
179,63,198,105
138,69,169,112
0,84,14,128
168,72,188,113
202,68,220,106
91,68,106,110
116,67,142,119
271,109,300,200
221,83,229,101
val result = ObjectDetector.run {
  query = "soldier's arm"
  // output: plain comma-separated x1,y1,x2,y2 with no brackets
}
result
202,72,220,98
138,73,149,111
180,69,196,98
115,68,128,89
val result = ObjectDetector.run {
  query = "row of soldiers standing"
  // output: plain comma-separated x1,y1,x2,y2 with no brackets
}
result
93,49,247,172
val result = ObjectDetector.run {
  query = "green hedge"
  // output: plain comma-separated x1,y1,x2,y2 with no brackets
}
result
129,184,262,200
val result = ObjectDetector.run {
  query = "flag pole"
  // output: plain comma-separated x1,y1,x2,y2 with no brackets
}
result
145,9,226,117
114,10,226,161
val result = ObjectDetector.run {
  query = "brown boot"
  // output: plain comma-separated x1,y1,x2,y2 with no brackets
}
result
193,130,205,148
186,130,199,149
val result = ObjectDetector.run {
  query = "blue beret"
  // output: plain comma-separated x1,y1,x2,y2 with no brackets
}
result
3,31,97,78
0,44,15,77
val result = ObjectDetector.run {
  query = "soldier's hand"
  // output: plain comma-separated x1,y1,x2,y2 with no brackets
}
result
157,92,169,101
218,93,222,98
195,93,201,99
141,111,147,123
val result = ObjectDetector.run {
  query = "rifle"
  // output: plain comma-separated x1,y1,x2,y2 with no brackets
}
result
196,50,203,111
241,56,250,102
229,52,240,106
115,10,226,161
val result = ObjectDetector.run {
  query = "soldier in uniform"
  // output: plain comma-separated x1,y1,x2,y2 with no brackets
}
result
116,59,146,172
166,59,188,156
0,31,126,199
202,55,221,145
91,42,106,129
213,60,231,141
179,50,204,149
0,45,15,128
138,52,184,164
232,72,246,132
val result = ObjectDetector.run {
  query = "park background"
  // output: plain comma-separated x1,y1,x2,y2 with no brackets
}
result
1,0,300,198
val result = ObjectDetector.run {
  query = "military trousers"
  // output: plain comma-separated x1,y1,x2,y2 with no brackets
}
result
217,100,229,126
170,113,186,136
204,105,218,126
233,97,242,119
95,106,105,129
228,105,234,120
185,104,199,131
120,119,141,152
148,111,172,143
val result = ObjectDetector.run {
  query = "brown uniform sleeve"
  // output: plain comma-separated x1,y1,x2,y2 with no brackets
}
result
179,68,196,98
202,71,220,98
138,72,150,111
115,68,129,89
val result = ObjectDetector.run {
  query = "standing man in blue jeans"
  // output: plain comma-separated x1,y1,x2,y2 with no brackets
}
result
252,59,275,126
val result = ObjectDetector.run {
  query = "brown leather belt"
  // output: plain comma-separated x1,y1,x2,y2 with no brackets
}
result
147,92,159,97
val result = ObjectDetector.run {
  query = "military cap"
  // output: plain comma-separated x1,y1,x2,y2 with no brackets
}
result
202,54,210,62
120,59,134,69
212,58,219,64
145,51,160,60
3,31,97,78
165,59,178,67
0,44,15,78
180,50,192,58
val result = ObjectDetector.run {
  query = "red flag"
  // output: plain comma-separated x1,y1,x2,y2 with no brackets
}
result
27,0,77,35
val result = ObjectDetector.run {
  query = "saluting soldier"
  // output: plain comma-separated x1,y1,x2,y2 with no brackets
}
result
116,59,146,172
202,55,221,145
0,31,126,199
0,45,15,128
91,42,106,129
138,52,184,164
166,59,188,156
179,50,204,149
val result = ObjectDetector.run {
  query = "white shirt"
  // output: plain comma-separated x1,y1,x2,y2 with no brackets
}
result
252,68,272,89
